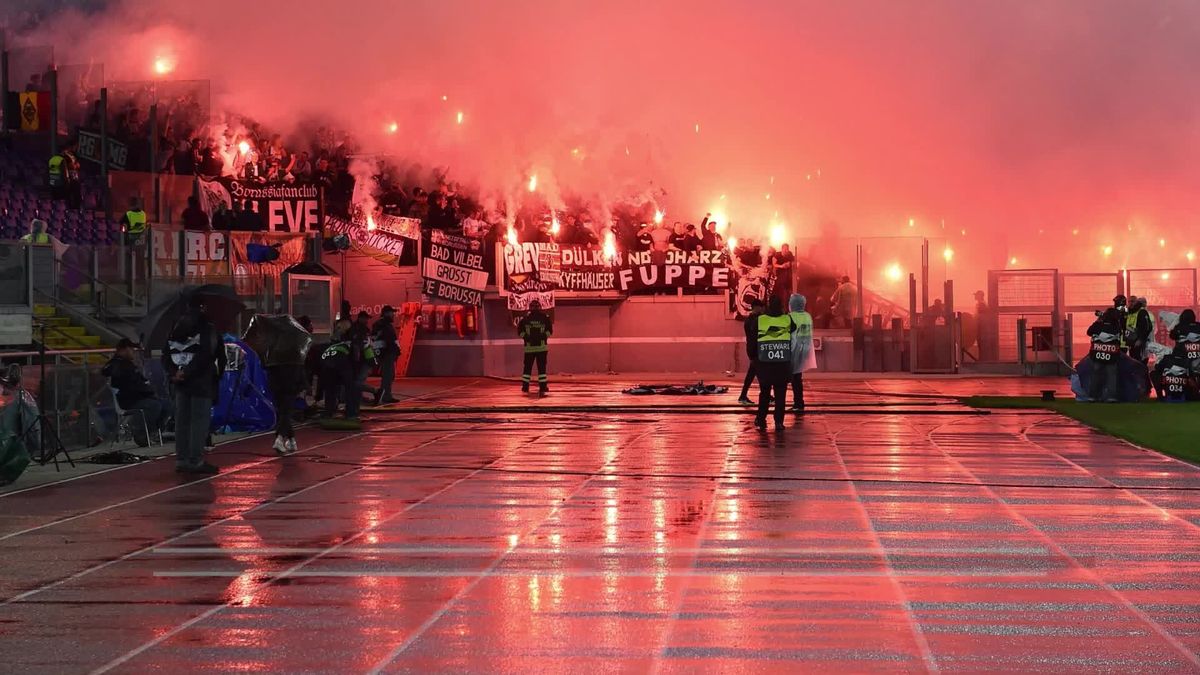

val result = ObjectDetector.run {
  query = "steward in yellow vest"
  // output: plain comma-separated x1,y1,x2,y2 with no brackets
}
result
752,296,796,430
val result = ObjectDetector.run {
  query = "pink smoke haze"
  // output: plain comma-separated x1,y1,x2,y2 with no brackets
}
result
11,0,1200,293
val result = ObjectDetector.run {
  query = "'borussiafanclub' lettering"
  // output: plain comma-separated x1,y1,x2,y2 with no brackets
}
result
225,181,320,200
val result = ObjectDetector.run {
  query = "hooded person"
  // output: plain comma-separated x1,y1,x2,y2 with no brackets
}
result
1085,307,1124,402
1153,340,1199,401
788,294,816,412
1170,309,1200,373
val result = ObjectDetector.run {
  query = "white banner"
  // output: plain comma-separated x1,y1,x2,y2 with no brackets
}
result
422,258,490,291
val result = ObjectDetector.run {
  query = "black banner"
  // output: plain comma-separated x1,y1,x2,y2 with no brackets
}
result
199,177,323,232
76,129,129,170
617,250,731,292
502,243,617,293
422,230,488,306
559,246,617,291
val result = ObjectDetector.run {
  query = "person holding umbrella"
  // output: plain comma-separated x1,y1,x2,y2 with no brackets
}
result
164,294,227,474
243,315,312,455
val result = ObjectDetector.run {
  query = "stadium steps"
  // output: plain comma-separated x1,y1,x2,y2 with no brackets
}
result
33,303,110,357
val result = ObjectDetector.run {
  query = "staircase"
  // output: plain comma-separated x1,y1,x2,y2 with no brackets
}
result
33,304,109,363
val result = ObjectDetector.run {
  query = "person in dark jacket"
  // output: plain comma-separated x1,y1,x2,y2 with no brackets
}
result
321,321,356,418
753,295,796,430
164,297,225,474
372,306,400,404
102,338,170,446
517,301,553,394
1085,308,1123,402
738,298,764,404
1171,309,1200,374
181,196,210,231
349,311,379,406
1169,309,1199,344
698,214,719,250
235,199,264,231
1152,344,1199,401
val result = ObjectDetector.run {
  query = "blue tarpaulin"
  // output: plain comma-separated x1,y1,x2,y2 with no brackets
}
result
213,335,276,433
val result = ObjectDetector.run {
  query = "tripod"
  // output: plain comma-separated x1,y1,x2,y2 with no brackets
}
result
20,324,75,471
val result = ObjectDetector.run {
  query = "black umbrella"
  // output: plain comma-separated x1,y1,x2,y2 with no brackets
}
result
242,314,313,367
139,284,246,349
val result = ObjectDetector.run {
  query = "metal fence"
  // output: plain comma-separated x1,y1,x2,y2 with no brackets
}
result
982,266,1199,365
989,269,1058,363
1060,272,1122,361
0,346,164,450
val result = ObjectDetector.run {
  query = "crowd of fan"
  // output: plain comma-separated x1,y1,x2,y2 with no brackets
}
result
15,70,770,266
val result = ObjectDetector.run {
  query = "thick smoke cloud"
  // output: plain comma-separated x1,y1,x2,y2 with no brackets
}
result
7,0,1200,292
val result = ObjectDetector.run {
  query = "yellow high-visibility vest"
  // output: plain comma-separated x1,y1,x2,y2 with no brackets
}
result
125,210,147,234
48,154,64,187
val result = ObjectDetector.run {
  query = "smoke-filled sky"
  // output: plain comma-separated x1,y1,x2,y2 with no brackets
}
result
7,0,1200,292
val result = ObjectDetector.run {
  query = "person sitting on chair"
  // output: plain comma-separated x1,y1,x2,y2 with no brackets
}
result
102,339,170,446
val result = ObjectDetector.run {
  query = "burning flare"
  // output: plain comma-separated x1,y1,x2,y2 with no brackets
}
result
366,215,377,232
238,140,252,156
527,174,538,193
550,214,560,236
507,227,519,246
603,230,617,262
885,263,903,282
153,56,174,76
653,209,664,225
456,111,464,125
768,223,786,248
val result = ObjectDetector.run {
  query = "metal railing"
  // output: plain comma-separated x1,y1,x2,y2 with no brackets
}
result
0,346,135,450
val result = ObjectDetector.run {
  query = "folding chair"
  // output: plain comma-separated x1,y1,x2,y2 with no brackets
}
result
109,387,163,448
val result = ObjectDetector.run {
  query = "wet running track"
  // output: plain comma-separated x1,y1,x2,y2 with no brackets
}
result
2,377,1199,673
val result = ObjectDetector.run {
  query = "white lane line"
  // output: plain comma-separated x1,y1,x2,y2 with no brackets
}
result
365,426,657,674
0,382,475,542
924,417,1200,669
1015,420,1200,537
148,545,1054,556
2,422,459,607
831,421,940,674
150,570,1050,579
90,423,563,675
649,432,737,675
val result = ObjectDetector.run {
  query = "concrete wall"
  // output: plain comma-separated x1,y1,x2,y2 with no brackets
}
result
412,296,747,376
409,294,809,377
341,251,869,376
